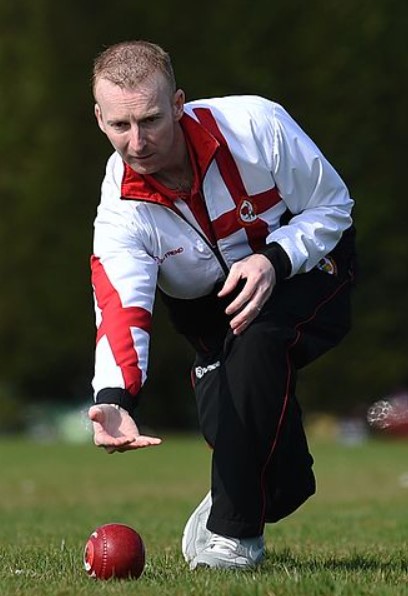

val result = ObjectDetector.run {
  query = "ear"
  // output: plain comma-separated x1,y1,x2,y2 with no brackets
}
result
172,89,185,122
94,104,106,133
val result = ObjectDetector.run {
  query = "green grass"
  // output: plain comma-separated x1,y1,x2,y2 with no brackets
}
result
0,433,407,595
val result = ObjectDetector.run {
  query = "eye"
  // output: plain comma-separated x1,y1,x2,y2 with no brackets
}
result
143,115,160,125
111,121,129,131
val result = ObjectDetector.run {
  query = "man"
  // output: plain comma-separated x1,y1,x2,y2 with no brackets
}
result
88,40,356,570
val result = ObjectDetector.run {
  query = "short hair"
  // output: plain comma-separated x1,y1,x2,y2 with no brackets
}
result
92,40,176,98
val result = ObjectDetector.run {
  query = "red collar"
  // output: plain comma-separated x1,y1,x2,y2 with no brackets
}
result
121,112,219,205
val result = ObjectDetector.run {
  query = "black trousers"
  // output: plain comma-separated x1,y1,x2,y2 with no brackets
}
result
190,236,355,538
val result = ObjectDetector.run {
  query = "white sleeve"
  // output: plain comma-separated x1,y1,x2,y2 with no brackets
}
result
91,166,158,401
266,103,354,275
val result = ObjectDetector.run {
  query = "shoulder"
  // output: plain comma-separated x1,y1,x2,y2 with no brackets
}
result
102,152,125,193
96,153,142,224
185,96,289,161
185,94,277,116
184,95,288,139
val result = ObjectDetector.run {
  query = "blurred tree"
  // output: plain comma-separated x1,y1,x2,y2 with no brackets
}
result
0,0,406,425
0,1,96,401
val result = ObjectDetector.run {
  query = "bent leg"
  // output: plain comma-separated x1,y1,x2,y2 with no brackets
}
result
193,240,355,537
198,321,314,538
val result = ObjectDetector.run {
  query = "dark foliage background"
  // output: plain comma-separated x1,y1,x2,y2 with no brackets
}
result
1,0,406,428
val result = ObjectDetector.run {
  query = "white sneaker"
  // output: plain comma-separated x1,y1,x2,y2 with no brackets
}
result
181,491,212,563
190,532,265,570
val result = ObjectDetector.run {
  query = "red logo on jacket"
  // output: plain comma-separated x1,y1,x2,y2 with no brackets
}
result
237,198,257,225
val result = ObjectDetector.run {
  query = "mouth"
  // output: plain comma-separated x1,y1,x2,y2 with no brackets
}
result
132,154,153,161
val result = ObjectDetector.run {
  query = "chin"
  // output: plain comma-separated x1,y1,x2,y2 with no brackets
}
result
126,159,156,176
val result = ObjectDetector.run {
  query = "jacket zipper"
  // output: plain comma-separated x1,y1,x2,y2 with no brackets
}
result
172,208,230,277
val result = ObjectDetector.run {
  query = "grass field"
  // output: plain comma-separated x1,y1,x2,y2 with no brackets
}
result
0,432,407,595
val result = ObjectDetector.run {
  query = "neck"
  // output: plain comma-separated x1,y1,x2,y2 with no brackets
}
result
152,126,193,192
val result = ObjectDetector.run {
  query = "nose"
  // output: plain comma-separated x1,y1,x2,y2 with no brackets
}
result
128,124,146,153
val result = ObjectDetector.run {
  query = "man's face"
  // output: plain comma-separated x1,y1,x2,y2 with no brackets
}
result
94,74,184,175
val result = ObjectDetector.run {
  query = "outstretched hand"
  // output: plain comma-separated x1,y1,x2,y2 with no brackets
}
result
218,254,276,335
88,404,162,453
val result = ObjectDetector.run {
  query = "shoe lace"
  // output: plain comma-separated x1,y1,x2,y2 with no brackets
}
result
207,534,238,551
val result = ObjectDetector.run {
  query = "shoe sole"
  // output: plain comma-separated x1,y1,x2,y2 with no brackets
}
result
189,538,265,570
181,491,212,563
191,553,264,570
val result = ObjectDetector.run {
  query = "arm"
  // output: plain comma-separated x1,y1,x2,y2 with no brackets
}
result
89,173,161,450
266,103,354,275
219,101,354,334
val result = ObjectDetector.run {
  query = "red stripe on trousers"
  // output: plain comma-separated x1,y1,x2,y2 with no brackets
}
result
91,255,152,396
258,276,352,533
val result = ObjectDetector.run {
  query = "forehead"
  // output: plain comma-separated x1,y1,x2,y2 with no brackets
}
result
95,75,172,117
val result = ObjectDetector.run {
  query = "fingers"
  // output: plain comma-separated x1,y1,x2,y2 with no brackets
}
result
218,262,255,317
225,284,255,316
103,435,162,453
217,266,241,298
218,255,276,334
229,302,262,335
94,433,131,448
136,435,162,446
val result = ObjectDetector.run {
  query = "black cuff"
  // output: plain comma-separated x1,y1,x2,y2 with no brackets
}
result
259,242,292,281
95,388,140,418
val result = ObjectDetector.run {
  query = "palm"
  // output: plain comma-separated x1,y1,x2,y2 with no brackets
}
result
88,404,162,452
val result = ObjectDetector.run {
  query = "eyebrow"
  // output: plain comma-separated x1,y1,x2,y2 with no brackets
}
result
106,119,127,125
106,109,162,127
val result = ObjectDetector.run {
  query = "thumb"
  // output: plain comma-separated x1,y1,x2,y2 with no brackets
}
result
218,269,240,298
88,405,105,423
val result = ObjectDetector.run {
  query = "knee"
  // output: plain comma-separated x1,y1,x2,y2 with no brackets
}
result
226,320,295,369
233,319,294,353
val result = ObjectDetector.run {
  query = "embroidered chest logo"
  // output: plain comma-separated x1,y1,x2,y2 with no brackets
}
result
238,198,258,225
153,246,184,265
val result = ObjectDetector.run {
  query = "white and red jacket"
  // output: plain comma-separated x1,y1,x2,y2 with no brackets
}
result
91,95,354,411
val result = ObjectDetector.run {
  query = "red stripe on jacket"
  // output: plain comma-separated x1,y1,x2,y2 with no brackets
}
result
91,255,152,396
193,108,281,251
